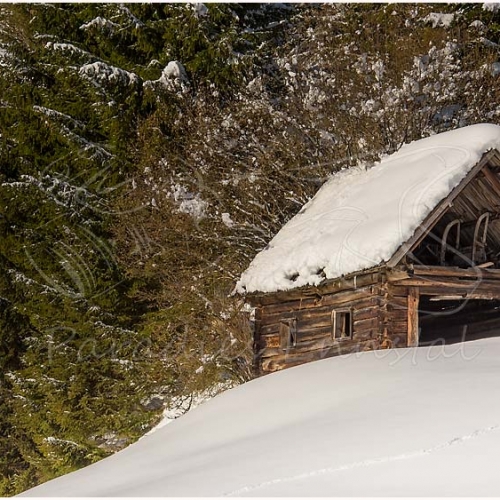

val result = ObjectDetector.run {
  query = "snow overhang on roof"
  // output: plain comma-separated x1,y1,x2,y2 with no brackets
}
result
236,123,500,295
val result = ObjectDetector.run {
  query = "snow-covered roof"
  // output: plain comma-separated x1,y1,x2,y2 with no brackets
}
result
236,124,500,294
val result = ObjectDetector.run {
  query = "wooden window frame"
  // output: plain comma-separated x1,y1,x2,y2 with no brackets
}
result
331,309,353,341
280,318,297,350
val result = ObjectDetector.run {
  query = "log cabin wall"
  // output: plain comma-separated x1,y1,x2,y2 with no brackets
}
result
251,272,386,375
380,282,414,349
251,264,500,376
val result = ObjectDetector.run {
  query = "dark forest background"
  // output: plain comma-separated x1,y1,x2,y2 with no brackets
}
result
1,3,500,494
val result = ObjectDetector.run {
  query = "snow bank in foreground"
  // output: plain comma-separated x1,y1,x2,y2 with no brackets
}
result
236,124,500,293
22,337,500,496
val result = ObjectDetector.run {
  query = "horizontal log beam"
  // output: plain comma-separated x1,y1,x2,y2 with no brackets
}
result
247,269,382,306
353,316,379,331
412,265,500,280
260,339,381,372
261,292,377,324
261,287,377,314
390,277,500,291
416,287,500,300
386,286,410,298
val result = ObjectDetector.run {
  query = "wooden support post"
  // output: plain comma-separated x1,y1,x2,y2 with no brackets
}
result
407,287,419,347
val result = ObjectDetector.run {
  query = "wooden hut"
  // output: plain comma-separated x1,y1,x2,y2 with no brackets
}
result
236,124,500,375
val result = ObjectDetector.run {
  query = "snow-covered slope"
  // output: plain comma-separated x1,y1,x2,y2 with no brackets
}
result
22,337,500,496
237,124,500,293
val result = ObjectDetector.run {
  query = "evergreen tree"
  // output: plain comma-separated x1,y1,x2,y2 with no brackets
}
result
1,3,500,495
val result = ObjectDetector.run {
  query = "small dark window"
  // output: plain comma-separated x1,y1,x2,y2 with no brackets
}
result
331,309,352,340
280,318,297,350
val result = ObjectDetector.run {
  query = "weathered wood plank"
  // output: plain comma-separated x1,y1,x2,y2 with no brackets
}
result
260,302,380,336
261,345,338,365
390,277,469,288
261,292,377,324
305,288,377,310
247,270,382,306
412,265,500,280
490,149,500,168
387,286,409,298
258,330,385,362
407,287,419,347
260,340,379,372
302,303,379,328
258,336,335,358
259,290,372,318
353,316,379,331
302,306,378,331
416,287,500,300
354,305,381,321
264,316,380,344
295,326,333,343
260,323,280,335
257,297,323,317
256,334,281,349
353,328,378,341
386,268,411,282
260,321,350,346
391,277,500,291
385,296,408,308
389,320,409,331
298,315,333,330
482,165,500,199
254,307,263,321
387,308,408,321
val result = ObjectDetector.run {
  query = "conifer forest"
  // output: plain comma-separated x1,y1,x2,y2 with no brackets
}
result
1,3,500,494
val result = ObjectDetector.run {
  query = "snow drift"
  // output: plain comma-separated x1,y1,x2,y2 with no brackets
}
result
22,337,500,496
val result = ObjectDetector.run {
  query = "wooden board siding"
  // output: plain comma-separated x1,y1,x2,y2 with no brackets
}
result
390,265,500,300
381,282,411,348
252,262,500,375
260,339,380,373
254,281,383,375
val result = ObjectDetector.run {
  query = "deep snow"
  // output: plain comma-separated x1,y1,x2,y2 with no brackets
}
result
22,337,500,496
236,124,500,294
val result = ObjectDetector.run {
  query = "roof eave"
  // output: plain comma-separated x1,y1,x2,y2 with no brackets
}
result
245,265,387,306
